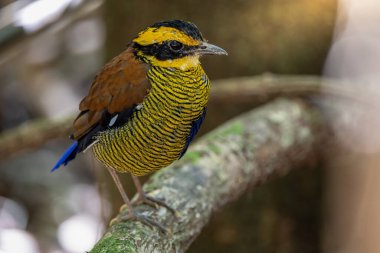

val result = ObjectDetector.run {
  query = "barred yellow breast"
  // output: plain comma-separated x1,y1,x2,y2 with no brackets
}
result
93,65,209,176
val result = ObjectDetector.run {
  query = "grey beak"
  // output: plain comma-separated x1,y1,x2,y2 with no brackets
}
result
195,42,228,56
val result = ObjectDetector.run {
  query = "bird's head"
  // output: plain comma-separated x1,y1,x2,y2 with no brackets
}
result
132,20,227,70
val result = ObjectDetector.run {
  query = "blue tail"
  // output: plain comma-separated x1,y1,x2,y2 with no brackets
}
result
51,141,79,172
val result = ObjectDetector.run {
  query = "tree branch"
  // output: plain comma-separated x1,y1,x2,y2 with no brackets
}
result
210,74,364,105
89,98,324,253
0,115,74,159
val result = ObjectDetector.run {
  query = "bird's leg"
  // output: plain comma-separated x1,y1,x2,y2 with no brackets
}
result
106,167,167,233
131,174,177,215
106,166,134,211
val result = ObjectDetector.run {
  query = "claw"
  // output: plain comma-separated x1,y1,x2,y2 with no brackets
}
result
119,203,129,212
118,211,169,234
130,175,179,218
133,193,178,217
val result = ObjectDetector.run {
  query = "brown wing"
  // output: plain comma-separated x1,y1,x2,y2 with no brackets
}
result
71,47,151,140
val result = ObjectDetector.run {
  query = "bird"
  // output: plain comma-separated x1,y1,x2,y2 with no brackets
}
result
51,20,227,230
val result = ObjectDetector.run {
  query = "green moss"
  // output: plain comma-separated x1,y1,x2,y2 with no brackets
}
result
90,234,137,253
206,121,244,140
208,143,222,155
183,150,202,163
220,121,244,137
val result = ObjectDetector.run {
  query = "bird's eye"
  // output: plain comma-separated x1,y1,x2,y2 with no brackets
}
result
169,41,184,51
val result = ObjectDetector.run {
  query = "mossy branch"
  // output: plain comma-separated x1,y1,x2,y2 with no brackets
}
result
90,98,324,253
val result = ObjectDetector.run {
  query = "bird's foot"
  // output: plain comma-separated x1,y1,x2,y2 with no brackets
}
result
133,193,178,217
111,209,168,234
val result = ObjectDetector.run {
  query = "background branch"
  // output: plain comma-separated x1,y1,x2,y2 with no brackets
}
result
0,115,74,160
210,74,365,105
90,98,324,253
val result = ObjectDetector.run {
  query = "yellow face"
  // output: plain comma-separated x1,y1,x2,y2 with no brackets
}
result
133,27,202,70
132,21,227,70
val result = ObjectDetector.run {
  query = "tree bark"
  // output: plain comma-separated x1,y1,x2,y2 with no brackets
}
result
89,98,324,253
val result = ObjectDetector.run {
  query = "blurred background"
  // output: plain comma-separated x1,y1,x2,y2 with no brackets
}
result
0,0,379,252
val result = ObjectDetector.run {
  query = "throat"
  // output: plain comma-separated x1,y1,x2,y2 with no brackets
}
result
170,56,200,70
148,55,201,70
